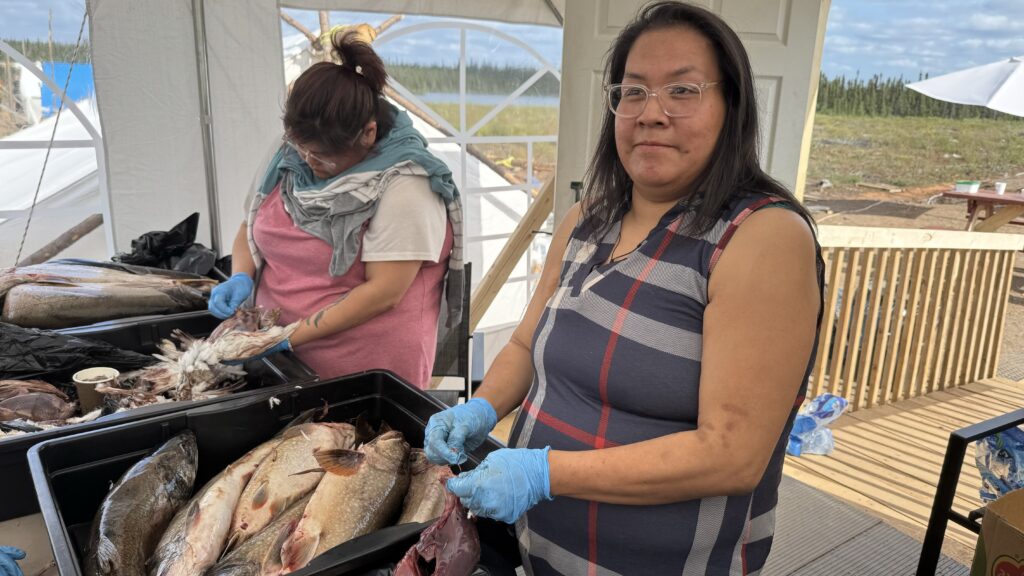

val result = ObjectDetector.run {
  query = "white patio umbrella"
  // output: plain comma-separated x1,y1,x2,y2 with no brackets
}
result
907,55,1024,117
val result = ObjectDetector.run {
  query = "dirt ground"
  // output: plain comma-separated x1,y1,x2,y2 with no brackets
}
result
805,181,1024,381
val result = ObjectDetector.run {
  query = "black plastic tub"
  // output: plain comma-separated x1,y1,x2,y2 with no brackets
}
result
0,310,317,522
28,370,518,576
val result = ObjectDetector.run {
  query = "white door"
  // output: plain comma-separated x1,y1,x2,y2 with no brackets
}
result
554,0,829,219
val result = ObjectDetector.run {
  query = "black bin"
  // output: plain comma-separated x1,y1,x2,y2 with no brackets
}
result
0,310,318,522
28,370,519,576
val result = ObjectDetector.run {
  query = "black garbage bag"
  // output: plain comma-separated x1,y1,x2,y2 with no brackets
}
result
113,212,219,276
170,244,217,276
0,322,157,382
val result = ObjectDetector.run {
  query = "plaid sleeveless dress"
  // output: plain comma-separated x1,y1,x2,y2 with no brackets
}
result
509,192,825,576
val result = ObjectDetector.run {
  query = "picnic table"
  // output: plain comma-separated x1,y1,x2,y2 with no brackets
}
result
942,189,1024,232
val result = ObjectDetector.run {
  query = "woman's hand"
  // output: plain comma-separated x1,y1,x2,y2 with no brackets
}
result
0,546,25,576
208,273,254,319
447,447,552,524
423,398,498,465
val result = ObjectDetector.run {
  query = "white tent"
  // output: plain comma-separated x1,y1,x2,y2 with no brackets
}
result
0,99,104,266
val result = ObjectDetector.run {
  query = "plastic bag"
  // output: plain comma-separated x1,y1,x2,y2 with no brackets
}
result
975,426,1024,503
0,322,156,382
112,212,219,276
787,393,849,457
394,488,480,576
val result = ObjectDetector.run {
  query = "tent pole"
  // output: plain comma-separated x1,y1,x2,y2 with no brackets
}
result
192,0,222,255
541,0,563,25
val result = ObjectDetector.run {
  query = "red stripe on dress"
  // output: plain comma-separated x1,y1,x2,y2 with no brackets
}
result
522,399,620,448
596,219,682,448
709,197,780,274
588,219,681,574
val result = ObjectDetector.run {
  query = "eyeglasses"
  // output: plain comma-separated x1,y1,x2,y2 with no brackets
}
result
283,137,337,171
604,81,720,118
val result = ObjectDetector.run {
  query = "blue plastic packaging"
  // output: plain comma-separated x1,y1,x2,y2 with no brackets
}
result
974,426,1024,503
787,393,849,457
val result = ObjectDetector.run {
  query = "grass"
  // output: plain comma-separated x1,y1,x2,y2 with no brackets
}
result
427,102,559,185
808,115,1024,188
422,104,1024,193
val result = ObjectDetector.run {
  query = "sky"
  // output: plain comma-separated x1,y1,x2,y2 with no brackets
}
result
2,0,1024,80
279,9,563,69
821,0,1024,80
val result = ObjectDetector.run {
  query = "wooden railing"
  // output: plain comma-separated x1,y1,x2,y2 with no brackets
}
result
810,226,1024,411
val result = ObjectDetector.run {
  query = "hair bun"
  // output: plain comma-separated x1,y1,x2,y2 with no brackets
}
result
329,27,387,93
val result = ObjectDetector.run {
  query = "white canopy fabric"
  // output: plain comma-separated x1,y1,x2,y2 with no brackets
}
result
907,56,1024,117
281,0,563,26
88,0,287,251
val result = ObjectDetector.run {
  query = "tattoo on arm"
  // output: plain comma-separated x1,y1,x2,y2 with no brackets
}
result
304,293,349,329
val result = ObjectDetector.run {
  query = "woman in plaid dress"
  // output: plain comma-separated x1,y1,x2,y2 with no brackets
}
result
425,2,824,574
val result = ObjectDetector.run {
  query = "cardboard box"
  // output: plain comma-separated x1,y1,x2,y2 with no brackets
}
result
971,488,1024,575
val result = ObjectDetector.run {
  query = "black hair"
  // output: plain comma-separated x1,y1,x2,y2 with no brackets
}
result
580,0,813,237
283,29,395,151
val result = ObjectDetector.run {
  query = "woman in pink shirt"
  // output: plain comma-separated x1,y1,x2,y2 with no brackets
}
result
207,31,464,389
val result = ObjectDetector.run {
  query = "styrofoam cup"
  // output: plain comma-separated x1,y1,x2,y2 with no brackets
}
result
995,182,1007,195
73,367,119,413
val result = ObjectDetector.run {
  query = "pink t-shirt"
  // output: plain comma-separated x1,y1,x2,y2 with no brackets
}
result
252,186,453,388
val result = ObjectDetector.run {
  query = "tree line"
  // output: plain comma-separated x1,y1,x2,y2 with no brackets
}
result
387,62,559,97
816,72,1018,120
1,39,91,63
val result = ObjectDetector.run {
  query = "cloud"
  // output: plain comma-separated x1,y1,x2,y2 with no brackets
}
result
967,13,1010,30
0,0,88,43
821,0,1024,78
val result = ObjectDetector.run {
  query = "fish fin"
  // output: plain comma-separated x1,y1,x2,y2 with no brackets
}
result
250,481,270,509
186,500,202,530
281,426,304,440
263,518,300,572
282,529,320,573
314,449,364,476
281,407,318,431
354,413,375,444
378,420,394,434
93,535,119,574
220,534,239,559
267,498,282,519
319,399,330,420
290,467,325,477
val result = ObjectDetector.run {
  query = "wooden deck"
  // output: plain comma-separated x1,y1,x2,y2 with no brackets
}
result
784,376,1024,565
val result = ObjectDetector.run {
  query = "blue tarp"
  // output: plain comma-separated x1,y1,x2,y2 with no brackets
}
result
40,62,94,118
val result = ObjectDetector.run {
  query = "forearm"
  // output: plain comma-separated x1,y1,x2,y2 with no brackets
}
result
548,428,763,505
473,337,535,420
231,223,256,277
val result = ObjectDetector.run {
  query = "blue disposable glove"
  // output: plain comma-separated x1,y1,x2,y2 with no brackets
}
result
423,397,498,465
446,447,552,524
208,273,254,319
221,338,291,365
0,546,26,576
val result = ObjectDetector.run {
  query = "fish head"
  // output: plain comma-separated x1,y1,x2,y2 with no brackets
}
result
408,449,431,474
367,430,410,472
154,431,200,491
